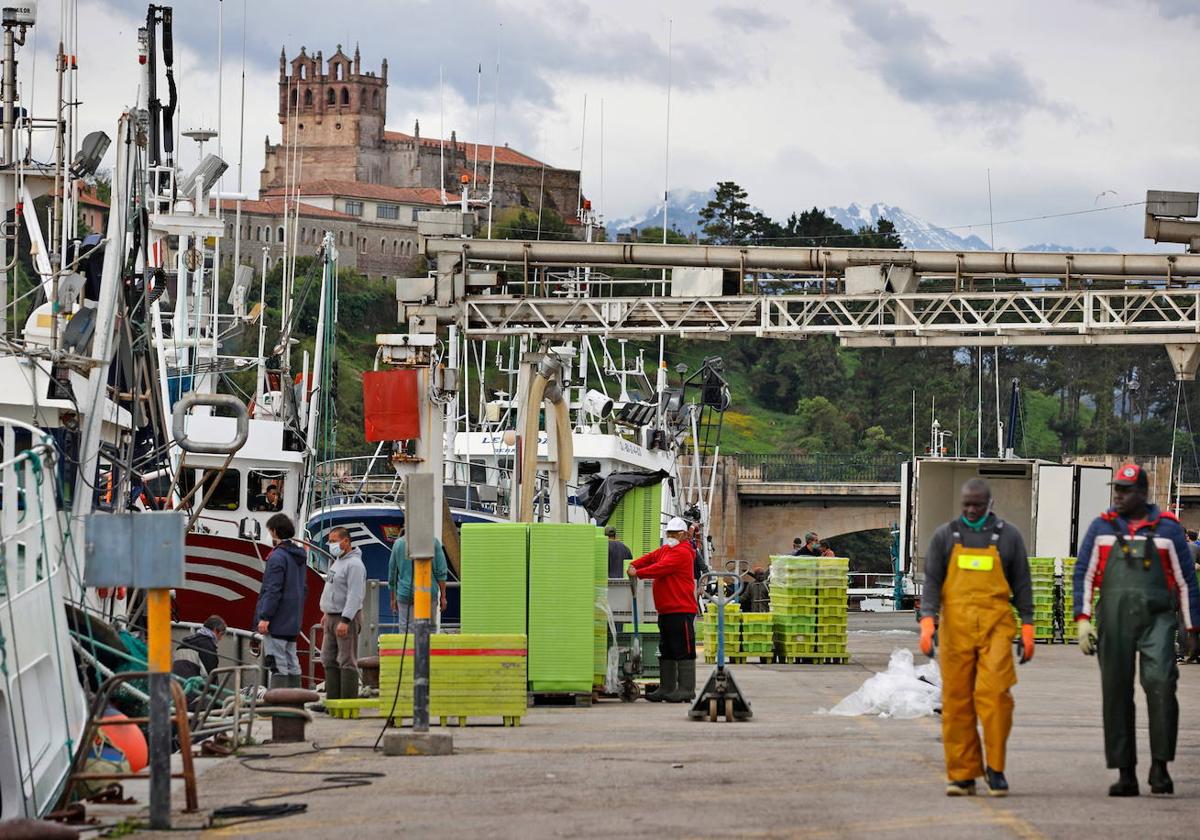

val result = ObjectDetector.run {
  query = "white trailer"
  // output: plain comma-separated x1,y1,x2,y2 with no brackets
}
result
900,457,1113,588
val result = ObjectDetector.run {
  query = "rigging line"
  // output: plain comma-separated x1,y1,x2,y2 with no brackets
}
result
1182,383,1200,478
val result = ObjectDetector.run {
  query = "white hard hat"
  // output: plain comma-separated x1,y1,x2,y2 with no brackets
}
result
666,516,689,532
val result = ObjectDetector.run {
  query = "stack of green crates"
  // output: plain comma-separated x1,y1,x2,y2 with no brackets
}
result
1027,557,1056,641
701,602,740,663
739,612,774,660
528,523,595,693
1061,557,1077,641
460,523,528,635
770,556,849,662
377,633,527,725
594,529,609,689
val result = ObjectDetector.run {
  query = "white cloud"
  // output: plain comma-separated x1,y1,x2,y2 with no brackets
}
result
54,0,1200,251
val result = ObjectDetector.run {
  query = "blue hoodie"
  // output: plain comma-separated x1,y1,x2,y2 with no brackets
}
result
255,540,308,639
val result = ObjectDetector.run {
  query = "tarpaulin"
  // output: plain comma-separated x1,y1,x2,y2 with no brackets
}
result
362,369,421,441
577,469,670,525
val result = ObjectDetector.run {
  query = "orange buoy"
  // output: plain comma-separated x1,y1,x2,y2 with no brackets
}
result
98,711,148,773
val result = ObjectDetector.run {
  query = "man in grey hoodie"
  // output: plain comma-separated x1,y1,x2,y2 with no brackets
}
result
320,526,367,701
255,514,309,688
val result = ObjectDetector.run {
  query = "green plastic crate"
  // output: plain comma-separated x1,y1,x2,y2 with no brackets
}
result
460,523,528,635
528,523,595,693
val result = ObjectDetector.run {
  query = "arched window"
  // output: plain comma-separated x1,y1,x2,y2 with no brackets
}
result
265,257,272,271
278,226,285,243
299,64,306,80
334,63,343,81
337,230,344,246
380,238,386,252
373,90,380,109
392,240,398,256
326,88,335,106
290,88,297,107
304,88,313,107
254,226,261,242
265,227,271,243
340,87,350,106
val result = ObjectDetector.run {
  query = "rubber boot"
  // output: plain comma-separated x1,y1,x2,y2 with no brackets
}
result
289,674,303,689
668,659,696,703
324,667,344,702
1149,760,1173,795
645,660,676,703
340,668,360,701
268,672,288,690
1109,767,1139,797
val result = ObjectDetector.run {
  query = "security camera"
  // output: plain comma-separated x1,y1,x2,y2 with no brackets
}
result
582,389,613,419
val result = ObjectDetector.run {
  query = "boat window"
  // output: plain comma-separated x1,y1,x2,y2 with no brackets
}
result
248,470,286,513
194,469,242,512
469,460,488,484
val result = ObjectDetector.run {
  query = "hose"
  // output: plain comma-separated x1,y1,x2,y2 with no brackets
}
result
518,373,549,522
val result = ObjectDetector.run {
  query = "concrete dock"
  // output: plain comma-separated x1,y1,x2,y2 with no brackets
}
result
107,613,1199,839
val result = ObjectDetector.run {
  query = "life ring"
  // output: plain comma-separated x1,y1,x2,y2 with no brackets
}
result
97,709,148,773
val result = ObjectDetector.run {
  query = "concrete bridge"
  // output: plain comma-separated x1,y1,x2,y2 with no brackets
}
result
707,452,1200,570
708,454,904,569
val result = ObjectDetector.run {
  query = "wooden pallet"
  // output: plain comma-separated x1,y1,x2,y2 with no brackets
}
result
776,655,850,665
324,698,524,726
528,691,593,707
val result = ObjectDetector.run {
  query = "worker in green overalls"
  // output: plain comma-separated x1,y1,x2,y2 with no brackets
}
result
1075,463,1200,796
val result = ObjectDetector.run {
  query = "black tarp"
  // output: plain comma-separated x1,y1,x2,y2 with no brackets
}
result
577,469,670,525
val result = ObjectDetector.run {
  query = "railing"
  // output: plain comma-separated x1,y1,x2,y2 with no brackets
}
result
734,453,906,484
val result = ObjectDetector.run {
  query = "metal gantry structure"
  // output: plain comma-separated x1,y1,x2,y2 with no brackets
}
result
406,238,1200,378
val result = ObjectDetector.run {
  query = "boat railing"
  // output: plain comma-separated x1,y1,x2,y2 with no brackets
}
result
0,419,65,599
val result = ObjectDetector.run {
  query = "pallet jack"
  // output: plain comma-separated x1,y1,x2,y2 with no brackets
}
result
690,571,752,722
619,576,643,702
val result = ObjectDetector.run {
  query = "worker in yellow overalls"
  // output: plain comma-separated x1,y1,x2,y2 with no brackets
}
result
919,477,1035,796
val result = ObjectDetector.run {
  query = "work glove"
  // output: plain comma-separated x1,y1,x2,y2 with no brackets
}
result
1018,623,1035,664
918,616,936,657
1077,618,1097,655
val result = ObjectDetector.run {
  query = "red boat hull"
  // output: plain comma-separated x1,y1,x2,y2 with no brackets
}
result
176,533,326,639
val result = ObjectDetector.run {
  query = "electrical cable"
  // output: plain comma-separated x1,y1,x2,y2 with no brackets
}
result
373,616,410,751
206,744,385,829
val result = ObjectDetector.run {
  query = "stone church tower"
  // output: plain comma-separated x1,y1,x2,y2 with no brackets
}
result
260,46,581,227
261,45,391,188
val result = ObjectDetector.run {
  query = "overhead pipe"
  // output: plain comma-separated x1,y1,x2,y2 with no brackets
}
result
425,238,1200,279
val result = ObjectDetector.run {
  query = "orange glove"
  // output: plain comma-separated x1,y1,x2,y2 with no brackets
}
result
919,616,936,656
1019,623,1035,664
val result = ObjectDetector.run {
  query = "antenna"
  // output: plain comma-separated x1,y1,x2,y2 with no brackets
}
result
599,98,605,224
439,64,446,203
472,62,481,191
657,18,673,378
487,25,501,239
987,168,995,250
576,93,586,224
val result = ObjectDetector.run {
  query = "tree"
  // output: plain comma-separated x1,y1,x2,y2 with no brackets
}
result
795,395,854,451
493,207,574,241
636,226,690,244
699,181,763,245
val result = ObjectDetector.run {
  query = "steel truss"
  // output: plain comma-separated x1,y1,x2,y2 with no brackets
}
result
462,288,1200,347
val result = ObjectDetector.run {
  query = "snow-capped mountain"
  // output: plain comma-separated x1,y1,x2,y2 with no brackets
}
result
608,188,715,237
825,202,993,251
608,192,1114,252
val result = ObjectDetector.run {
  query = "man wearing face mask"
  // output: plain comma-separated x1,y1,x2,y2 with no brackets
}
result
1075,463,1200,796
319,527,367,702
628,516,698,703
255,514,308,688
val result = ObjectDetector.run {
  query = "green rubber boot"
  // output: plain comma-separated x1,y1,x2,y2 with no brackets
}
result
668,659,696,703
645,660,676,702
340,668,360,701
324,667,344,701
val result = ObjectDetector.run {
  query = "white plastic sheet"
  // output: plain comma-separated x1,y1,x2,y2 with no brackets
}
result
825,648,941,719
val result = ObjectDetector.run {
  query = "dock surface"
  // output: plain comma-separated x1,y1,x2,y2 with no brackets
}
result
115,613,1198,839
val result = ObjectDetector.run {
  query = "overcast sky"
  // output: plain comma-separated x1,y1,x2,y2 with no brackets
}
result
34,0,1200,249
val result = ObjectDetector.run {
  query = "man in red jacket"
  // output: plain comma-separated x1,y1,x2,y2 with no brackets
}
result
629,516,698,703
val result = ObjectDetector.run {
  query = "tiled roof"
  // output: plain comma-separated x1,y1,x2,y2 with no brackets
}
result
211,197,355,220
260,180,450,205
383,130,548,168
77,187,108,209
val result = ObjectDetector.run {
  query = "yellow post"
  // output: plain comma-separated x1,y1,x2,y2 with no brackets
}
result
146,588,172,673
413,559,432,621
